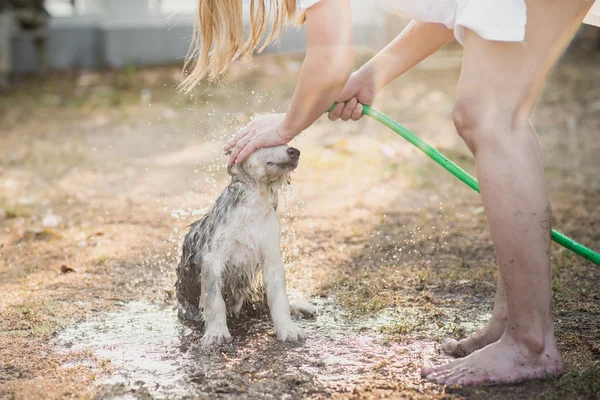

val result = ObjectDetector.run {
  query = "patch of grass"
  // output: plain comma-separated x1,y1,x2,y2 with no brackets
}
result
4,206,18,219
95,254,110,263
19,228,63,243
4,300,64,339
378,305,462,343
380,318,418,340
531,363,600,400
333,283,393,317
0,337,104,400
0,200,30,219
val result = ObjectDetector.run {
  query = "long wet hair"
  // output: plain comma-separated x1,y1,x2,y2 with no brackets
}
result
179,0,306,92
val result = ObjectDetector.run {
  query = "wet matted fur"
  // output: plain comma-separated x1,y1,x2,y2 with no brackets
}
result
176,145,315,346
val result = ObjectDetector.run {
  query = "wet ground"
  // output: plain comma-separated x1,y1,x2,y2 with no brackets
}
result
1,41,599,399
55,298,454,399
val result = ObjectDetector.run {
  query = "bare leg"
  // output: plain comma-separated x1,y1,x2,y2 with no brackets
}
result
443,121,545,358
232,296,245,317
422,0,593,385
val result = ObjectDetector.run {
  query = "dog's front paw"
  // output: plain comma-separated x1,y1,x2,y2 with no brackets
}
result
202,328,232,347
274,320,307,342
290,301,317,318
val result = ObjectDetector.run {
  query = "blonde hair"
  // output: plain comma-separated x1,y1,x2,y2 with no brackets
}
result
179,0,305,92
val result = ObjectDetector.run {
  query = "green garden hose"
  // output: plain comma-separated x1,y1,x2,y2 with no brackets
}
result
327,102,600,266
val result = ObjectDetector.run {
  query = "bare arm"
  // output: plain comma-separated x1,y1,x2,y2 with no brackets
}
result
279,0,354,138
329,20,454,121
225,0,353,164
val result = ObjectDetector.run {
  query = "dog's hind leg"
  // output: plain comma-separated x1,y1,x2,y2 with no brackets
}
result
232,296,244,318
263,252,307,341
290,301,317,318
200,264,232,347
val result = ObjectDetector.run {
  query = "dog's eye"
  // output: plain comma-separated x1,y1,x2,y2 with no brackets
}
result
266,162,274,166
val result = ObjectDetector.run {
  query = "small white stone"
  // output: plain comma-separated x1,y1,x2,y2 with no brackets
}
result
43,212,62,228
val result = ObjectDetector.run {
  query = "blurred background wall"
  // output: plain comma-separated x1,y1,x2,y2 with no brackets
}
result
3,0,407,75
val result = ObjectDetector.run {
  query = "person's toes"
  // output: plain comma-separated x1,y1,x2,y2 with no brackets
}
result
423,359,464,380
442,338,469,357
441,338,457,352
456,376,472,386
421,363,446,377
426,364,465,384
438,367,470,385
425,371,450,384
420,361,436,377
432,373,455,385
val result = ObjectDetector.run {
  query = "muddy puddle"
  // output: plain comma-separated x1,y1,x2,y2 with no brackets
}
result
55,297,457,399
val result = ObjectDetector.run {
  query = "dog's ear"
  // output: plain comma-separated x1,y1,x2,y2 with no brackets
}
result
227,163,245,179
225,149,234,176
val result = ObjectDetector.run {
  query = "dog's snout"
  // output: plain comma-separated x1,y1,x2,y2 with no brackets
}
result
287,147,300,160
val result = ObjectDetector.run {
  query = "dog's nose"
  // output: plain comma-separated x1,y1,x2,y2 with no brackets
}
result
287,147,300,160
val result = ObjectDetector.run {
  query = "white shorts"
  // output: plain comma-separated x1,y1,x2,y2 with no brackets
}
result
584,1,600,27
299,0,600,46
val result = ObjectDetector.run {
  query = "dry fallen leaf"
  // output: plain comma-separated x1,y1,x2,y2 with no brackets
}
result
60,265,75,274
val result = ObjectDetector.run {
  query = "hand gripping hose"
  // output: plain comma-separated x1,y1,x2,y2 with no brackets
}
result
327,102,600,266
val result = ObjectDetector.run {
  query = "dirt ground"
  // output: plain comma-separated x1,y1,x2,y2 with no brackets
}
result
0,39,599,399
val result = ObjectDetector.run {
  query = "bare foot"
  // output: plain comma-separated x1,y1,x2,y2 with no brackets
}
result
422,335,564,386
442,315,506,357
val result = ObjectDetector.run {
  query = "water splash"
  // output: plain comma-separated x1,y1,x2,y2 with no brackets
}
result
54,298,448,399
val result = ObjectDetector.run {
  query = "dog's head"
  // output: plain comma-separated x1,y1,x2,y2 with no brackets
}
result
227,145,300,186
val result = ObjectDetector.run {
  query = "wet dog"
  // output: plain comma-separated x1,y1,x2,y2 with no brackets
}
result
176,145,315,346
